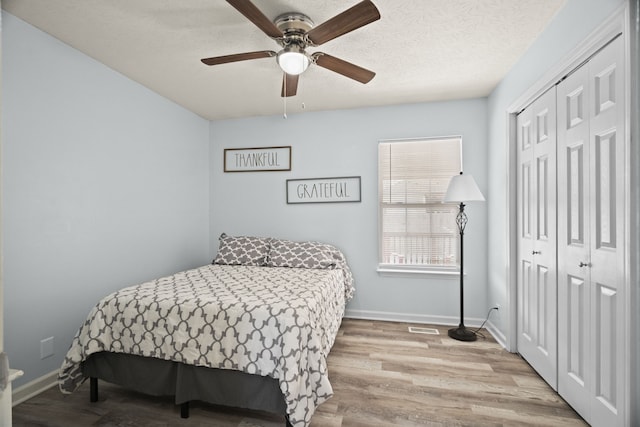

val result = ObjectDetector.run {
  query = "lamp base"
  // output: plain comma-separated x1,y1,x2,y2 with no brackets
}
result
448,326,477,342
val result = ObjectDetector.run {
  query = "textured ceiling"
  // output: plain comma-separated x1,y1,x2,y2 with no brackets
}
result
2,0,567,120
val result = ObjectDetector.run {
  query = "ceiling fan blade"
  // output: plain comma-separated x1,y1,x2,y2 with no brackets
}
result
306,0,380,46
281,73,299,97
313,53,375,84
226,0,283,39
201,50,275,66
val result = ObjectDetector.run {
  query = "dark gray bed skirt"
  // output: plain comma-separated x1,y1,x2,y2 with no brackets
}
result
81,352,287,415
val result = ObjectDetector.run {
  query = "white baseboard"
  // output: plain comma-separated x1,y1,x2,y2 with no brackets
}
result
12,370,58,407
344,309,484,327
345,309,509,351
485,319,508,350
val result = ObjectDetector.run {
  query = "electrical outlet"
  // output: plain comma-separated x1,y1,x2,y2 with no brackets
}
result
495,303,501,311
40,336,54,359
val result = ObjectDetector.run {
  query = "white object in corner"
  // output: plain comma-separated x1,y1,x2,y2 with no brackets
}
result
0,369,24,427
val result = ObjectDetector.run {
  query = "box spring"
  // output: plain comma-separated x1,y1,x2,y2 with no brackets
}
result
81,352,287,417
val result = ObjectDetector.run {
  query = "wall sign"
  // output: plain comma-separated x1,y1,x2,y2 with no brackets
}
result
224,146,291,172
286,176,361,204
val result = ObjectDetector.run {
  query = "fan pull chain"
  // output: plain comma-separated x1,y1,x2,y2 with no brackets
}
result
283,76,288,119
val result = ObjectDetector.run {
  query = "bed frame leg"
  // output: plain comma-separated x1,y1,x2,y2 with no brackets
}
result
180,401,189,418
89,377,98,402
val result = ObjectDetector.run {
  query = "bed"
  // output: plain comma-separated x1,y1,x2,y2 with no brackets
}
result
58,234,354,427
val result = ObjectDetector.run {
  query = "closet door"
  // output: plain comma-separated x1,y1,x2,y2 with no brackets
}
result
516,87,557,389
557,35,625,426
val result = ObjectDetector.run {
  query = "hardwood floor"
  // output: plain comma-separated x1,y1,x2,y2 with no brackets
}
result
12,319,586,426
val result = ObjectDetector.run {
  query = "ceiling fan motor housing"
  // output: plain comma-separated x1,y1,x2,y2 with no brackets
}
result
275,13,314,40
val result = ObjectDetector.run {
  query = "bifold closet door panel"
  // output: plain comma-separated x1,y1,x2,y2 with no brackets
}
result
586,34,625,427
557,62,592,420
516,86,557,390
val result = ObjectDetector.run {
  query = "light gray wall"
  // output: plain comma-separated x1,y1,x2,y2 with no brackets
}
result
210,99,489,323
485,0,626,339
2,12,210,388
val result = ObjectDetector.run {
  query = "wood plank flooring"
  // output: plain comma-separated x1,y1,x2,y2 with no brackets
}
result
12,319,586,426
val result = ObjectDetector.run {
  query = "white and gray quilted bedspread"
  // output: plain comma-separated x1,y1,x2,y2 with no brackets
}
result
58,264,348,426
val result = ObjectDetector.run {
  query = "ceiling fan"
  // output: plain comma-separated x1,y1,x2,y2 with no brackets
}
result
201,0,381,97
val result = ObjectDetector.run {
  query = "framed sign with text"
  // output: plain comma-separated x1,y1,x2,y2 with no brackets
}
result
224,146,291,172
286,176,361,204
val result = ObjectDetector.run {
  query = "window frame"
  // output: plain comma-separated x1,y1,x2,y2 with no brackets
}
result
377,135,463,277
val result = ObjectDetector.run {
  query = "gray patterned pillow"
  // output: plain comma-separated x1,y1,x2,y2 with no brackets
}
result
267,238,355,301
267,239,337,269
213,233,270,266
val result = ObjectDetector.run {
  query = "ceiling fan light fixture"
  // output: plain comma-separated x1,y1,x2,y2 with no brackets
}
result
277,46,310,75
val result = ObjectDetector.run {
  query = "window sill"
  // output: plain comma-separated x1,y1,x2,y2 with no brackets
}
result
377,265,461,279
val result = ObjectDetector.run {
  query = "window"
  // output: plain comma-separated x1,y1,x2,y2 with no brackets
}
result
378,136,462,273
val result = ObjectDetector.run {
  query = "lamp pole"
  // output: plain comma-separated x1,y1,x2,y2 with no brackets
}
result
448,201,477,341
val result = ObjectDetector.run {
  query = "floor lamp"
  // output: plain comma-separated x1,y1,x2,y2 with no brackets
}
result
444,172,485,342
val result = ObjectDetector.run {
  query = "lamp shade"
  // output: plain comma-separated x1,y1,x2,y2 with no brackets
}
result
444,172,485,203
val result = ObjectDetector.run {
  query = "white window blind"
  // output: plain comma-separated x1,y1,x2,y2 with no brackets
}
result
378,136,462,270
